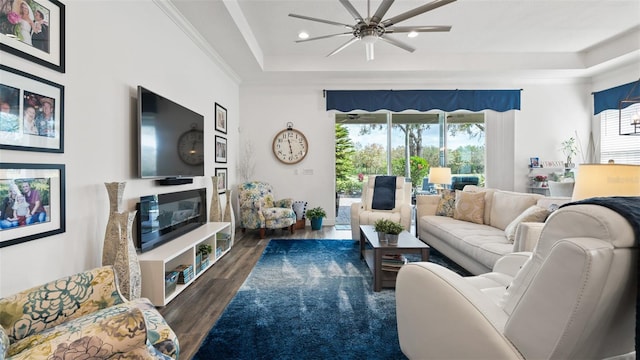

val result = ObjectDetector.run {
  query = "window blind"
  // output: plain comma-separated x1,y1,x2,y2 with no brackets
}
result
600,104,640,165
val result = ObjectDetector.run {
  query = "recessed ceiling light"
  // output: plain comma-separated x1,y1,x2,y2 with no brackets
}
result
408,31,418,38
298,32,309,39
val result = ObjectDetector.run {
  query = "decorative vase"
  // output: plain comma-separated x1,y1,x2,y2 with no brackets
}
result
113,210,141,300
210,176,222,222
386,234,399,245
310,217,323,230
223,189,236,242
102,182,126,266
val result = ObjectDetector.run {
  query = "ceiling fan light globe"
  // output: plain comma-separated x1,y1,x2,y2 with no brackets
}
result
365,42,375,61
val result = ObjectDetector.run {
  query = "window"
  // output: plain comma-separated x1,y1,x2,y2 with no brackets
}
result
600,103,640,164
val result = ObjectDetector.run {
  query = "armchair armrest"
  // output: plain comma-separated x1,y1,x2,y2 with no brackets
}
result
513,222,546,252
415,194,439,219
275,198,294,208
396,263,520,359
8,306,149,360
492,252,532,277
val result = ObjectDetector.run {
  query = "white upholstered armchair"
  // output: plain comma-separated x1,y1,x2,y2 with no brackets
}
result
396,202,637,359
350,176,412,240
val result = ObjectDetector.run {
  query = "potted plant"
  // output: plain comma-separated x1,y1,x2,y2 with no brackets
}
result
533,175,547,187
561,137,578,168
385,221,405,245
197,243,212,260
306,207,326,230
373,219,390,241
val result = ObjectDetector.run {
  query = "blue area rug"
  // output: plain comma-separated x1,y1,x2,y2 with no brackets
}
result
193,239,469,360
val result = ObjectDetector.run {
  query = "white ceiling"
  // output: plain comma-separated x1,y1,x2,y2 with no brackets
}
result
169,0,640,84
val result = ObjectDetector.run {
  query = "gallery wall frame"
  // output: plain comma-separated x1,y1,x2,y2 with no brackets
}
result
0,0,66,72
0,163,66,248
215,135,227,163
0,64,64,152
215,102,227,134
215,167,227,194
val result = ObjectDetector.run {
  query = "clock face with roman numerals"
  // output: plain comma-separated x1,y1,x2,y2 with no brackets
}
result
272,128,308,164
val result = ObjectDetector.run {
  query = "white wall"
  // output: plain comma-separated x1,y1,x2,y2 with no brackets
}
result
0,1,239,296
240,80,593,220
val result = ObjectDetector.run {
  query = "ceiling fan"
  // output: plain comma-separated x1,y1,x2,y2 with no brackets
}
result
289,0,456,61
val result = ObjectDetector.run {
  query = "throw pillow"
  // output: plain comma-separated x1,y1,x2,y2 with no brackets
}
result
453,190,485,224
292,201,307,220
504,205,551,243
435,190,455,217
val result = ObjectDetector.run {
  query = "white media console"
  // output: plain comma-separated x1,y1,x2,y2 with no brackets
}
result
138,221,231,306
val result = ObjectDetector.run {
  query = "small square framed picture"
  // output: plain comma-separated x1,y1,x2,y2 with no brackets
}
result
215,103,227,134
215,168,227,194
529,157,540,168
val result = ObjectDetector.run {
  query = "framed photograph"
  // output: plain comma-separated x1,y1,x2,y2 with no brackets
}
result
215,167,227,193
0,64,64,152
215,103,227,134
529,157,540,168
0,0,65,72
215,135,227,163
0,163,65,248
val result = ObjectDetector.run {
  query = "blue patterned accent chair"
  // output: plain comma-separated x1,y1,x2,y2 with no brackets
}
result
0,266,178,359
238,181,297,239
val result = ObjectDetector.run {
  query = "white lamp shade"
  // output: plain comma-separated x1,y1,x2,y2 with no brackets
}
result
571,164,640,200
429,167,452,185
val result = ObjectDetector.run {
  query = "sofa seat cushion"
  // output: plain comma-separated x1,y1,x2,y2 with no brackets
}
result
420,215,513,270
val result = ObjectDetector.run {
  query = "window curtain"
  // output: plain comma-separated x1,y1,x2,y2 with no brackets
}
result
593,79,640,115
325,89,521,113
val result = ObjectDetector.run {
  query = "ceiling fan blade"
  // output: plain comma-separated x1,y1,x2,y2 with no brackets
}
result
295,32,354,43
289,13,353,29
381,0,456,27
386,25,452,33
379,35,415,53
339,0,365,24
370,0,394,24
327,37,360,57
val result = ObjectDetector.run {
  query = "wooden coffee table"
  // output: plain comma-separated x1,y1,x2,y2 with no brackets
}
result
359,225,430,292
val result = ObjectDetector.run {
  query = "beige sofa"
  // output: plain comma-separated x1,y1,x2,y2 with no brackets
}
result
416,186,571,275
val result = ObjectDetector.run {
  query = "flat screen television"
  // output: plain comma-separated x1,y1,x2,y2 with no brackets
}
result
136,188,207,253
137,86,205,179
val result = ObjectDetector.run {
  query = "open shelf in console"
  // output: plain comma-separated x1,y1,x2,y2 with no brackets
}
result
137,222,231,306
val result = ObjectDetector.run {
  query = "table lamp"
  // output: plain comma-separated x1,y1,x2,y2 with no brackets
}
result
571,163,640,200
428,167,452,192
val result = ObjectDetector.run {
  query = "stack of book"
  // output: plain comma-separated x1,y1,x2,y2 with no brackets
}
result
174,264,194,284
381,254,407,272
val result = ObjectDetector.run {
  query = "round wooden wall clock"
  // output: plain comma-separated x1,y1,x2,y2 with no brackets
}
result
272,123,308,164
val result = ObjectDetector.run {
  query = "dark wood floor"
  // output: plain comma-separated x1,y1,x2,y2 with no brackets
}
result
158,226,352,360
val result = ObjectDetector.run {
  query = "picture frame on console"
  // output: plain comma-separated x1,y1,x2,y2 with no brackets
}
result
0,0,66,72
0,64,64,153
215,102,227,134
215,135,227,163
215,168,227,194
0,163,66,248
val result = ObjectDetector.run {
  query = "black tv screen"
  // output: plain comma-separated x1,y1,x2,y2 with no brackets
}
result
137,86,205,178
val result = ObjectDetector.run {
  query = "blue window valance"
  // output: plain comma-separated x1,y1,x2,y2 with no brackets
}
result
593,80,640,115
325,89,521,113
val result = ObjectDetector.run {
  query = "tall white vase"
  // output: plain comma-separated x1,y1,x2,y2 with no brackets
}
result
223,189,235,242
210,176,222,222
102,182,126,266
113,210,141,300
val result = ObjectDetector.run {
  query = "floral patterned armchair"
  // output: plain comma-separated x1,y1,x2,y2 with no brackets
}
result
0,266,178,359
238,181,297,239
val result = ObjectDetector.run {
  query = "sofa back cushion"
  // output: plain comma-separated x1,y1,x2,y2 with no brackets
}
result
462,186,496,224
490,191,543,230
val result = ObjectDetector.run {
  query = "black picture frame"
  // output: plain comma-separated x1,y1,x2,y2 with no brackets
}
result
215,135,227,163
215,103,227,134
215,167,227,194
0,0,66,72
0,163,66,248
529,157,540,168
0,64,64,152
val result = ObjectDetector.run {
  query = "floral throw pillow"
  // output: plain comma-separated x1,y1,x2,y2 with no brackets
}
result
435,190,455,217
